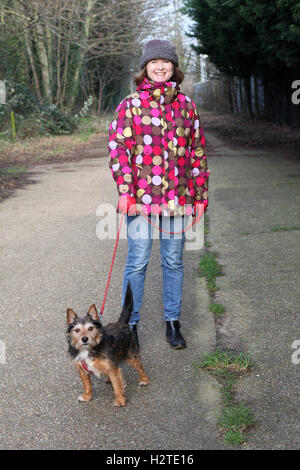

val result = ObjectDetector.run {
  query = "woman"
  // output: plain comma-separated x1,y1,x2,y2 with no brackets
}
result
108,39,209,349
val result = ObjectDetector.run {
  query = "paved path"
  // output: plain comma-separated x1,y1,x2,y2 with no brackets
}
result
206,131,300,449
1,129,299,450
0,158,222,450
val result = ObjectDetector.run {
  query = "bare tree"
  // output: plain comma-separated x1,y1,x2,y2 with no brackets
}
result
0,0,168,111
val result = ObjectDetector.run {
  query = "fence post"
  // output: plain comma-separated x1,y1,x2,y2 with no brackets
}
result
10,110,16,138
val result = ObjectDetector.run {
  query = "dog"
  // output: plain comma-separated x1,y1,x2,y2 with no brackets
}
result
66,283,149,407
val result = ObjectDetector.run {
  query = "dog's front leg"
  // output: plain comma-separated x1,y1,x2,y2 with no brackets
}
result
75,363,93,402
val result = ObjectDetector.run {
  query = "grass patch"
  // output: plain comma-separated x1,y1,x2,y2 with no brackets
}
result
218,403,255,431
195,348,254,375
75,114,112,137
223,429,246,446
195,348,255,446
271,226,300,232
270,226,289,232
218,404,256,445
198,252,223,282
0,165,28,176
33,146,71,161
209,302,225,315
197,199,256,446
0,113,111,161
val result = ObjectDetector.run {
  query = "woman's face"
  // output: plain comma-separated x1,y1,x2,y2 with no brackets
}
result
146,59,174,82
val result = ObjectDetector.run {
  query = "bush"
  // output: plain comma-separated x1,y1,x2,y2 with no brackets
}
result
39,104,77,135
0,80,78,137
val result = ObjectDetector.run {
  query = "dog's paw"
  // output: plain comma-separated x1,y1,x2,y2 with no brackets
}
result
113,396,126,407
78,394,92,402
139,377,150,386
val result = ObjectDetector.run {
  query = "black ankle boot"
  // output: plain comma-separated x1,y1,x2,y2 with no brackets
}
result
166,321,186,349
130,324,139,349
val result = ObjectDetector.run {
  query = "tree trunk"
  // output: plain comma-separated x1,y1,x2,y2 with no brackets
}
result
245,75,253,119
35,20,52,102
68,0,95,111
24,29,42,102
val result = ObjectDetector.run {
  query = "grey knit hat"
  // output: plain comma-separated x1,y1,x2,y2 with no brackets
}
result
139,39,179,69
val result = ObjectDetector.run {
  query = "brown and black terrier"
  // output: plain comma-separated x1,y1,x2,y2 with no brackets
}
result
66,283,149,407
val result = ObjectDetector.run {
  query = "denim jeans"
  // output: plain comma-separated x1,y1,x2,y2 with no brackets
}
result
121,215,186,325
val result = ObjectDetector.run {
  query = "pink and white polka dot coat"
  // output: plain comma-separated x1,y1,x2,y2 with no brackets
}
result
108,77,209,216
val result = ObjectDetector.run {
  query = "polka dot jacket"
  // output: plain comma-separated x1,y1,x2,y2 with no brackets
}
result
108,77,209,216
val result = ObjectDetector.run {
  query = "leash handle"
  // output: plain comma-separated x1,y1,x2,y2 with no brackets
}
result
100,211,125,316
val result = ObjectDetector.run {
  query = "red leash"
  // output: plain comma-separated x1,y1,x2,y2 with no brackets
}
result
139,209,203,235
100,211,125,316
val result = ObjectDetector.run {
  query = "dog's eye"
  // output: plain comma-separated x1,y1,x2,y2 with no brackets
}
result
88,326,94,331
74,328,81,333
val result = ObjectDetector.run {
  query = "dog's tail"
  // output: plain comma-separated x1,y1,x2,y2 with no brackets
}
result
118,282,133,324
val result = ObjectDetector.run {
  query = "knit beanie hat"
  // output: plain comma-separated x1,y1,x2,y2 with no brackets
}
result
139,39,179,69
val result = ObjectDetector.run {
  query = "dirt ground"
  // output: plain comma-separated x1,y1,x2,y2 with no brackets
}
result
0,113,299,203
0,133,108,202
201,112,300,160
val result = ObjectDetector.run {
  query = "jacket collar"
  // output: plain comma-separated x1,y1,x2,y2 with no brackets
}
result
137,77,179,103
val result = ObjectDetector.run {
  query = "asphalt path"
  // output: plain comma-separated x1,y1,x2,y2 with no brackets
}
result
205,131,300,450
1,130,299,450
0,157,222,450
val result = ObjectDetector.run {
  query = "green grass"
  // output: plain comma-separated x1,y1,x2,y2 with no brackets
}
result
218,404,256,439
221,375,236,406
0,166,28,176
270,226,289,232
195,349,255,446
223,430,247,446
75,114,113,137
207,279,218,293
198,209,256,447
209,302,225,315
0,113,112,158
195,348,254,375
271,226,300,232
198,252,223,282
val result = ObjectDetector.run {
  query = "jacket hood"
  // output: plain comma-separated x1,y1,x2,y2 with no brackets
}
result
136,77,179,103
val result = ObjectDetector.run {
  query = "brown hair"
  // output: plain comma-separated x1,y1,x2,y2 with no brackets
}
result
134,65,184,86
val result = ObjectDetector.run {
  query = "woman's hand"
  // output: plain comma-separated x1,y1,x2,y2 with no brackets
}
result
194,200,207,219
118,196,137,215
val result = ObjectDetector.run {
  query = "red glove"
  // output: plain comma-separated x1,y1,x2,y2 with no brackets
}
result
118,196,137,215
194,201,207,219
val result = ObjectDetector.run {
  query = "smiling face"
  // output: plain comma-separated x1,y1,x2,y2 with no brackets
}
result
146,59,174,82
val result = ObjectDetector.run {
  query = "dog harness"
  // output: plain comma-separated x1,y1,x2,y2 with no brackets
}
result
81,360,94,375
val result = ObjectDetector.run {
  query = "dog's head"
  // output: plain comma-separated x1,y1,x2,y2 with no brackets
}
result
67,304,103,352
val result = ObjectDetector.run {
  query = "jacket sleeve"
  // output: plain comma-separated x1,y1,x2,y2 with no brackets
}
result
108,98,136,198
190,104,209,208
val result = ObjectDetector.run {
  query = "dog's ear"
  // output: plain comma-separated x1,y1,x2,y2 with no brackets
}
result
67,308,77,325
88,304,100,321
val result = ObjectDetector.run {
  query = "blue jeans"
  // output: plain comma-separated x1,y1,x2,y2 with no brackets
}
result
121,215,186,325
